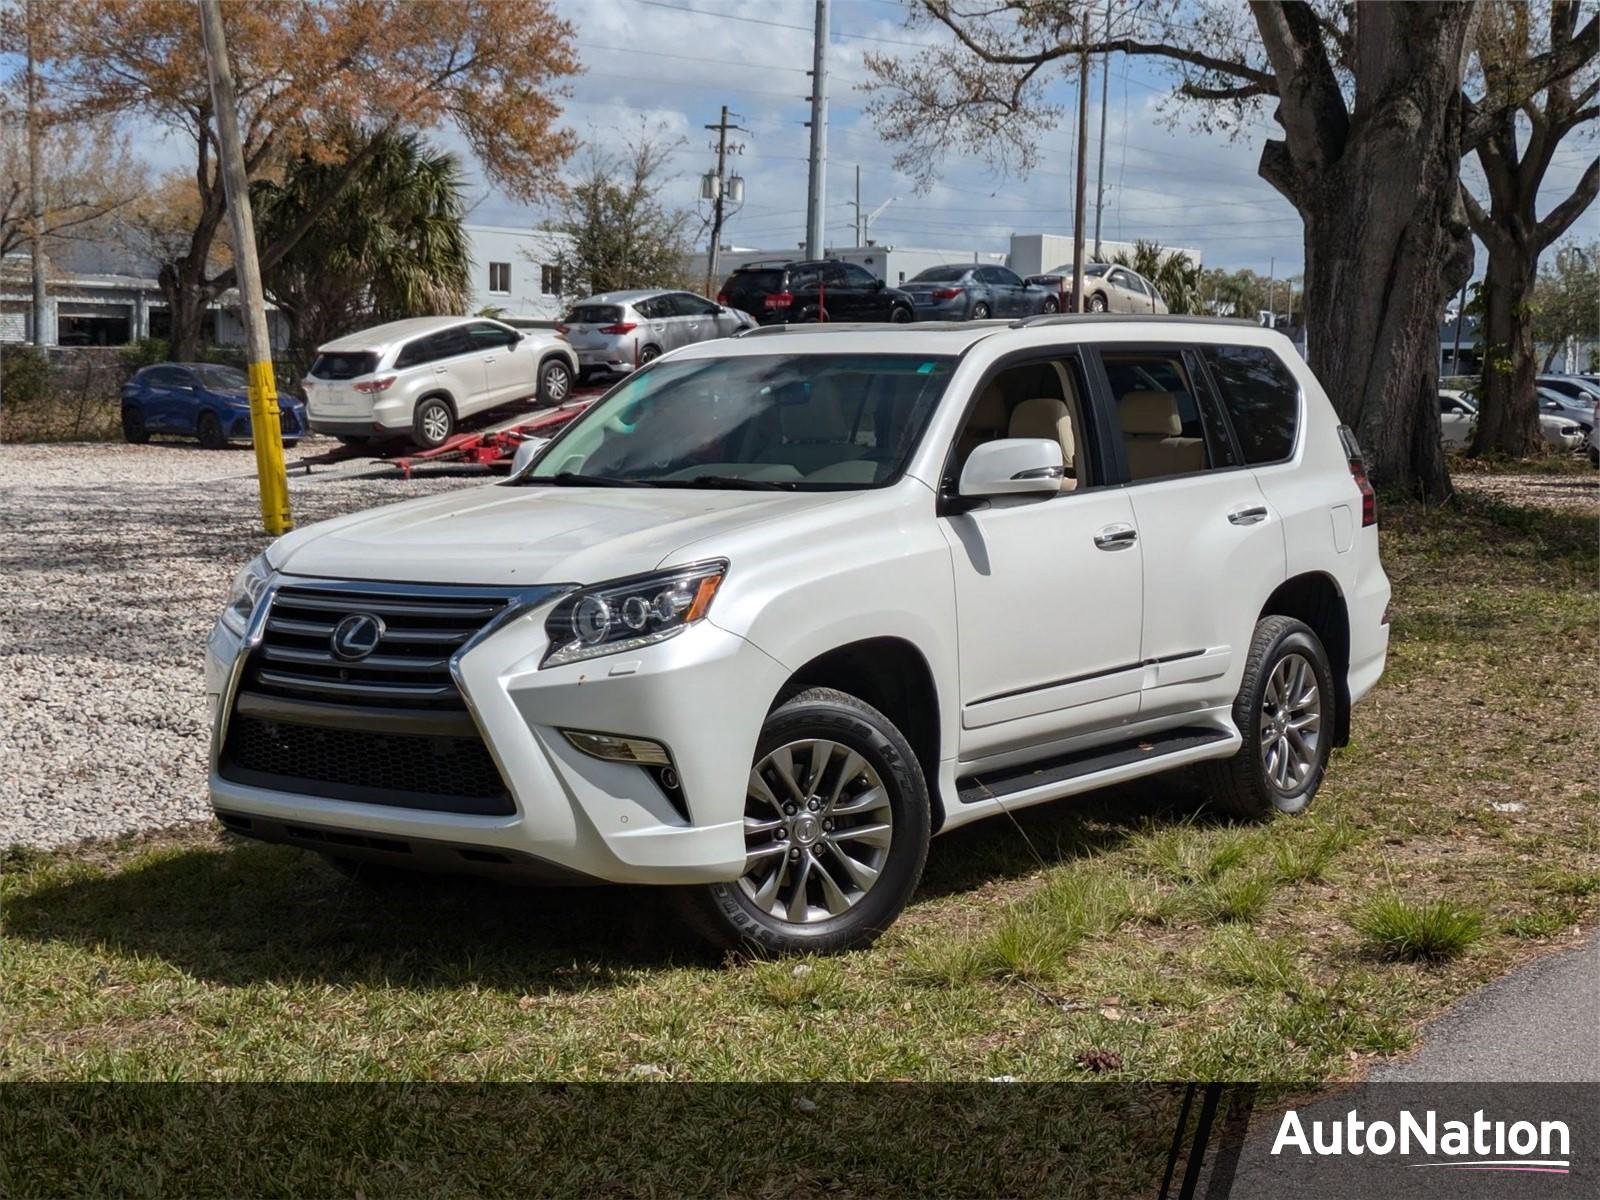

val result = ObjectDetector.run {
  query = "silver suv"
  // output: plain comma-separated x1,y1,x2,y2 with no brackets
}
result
561,289,754,380
303,316,579,448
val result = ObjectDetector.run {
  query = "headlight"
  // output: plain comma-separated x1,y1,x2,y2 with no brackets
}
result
220,554,273,636
542,560,727,668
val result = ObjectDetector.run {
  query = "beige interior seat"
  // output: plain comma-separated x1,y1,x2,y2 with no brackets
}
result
760,374,869,472
1008,397,1078,491
954,379,1010,466
1119,390,1204,479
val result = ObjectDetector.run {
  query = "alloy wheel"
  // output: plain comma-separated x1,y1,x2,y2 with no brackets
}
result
739,739,893,924
543,362,572,401
1259,652,1322,793
420,403,452,444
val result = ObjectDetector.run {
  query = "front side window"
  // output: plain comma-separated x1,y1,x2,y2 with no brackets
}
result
198,365,248,391
840,263,878,288
949,356,1094,491
990,266,1024,287
520,353,955,490
1101,351,1229,481
467,321,517,349
1202,344,1301,464
488,262,511,293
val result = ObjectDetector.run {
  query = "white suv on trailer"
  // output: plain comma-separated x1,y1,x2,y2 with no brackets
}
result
208,317,1389,954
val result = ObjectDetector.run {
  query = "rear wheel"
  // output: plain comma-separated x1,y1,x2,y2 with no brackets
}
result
121,407,149,444
677,687,931,955
197,411,226,449
412,396,455,449
971,301,991,320
638,345,662,366
540,358,573,404
1199,616,1334,818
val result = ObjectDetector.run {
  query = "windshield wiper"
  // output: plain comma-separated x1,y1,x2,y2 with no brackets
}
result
515,472,656,488
673,475,795,490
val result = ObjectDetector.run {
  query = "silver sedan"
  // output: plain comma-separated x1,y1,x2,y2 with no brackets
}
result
560,289,755,380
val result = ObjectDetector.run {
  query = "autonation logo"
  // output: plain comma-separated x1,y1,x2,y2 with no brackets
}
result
1272,1107,1572,1174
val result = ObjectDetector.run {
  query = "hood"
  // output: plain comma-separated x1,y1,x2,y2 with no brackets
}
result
266,482,850,586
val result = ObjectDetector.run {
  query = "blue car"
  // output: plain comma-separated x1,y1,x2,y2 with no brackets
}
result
120,362,306,449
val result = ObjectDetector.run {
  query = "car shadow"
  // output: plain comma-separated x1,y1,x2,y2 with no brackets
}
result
7,777,1224,991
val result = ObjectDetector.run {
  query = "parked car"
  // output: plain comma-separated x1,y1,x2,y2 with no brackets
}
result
1536,384,1595,431
209,317,1388,954
1537,373,1600,410
1024,263,1169,314
717,259,916,325
898,263,1060,320
1441,390,1585,452
559,289,756,379
301,316,578,449
121,362,306,450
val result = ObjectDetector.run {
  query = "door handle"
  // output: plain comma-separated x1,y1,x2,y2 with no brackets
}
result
1094,523,1138,550
1228,505,1270,526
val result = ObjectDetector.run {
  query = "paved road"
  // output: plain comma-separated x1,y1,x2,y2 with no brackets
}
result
1369,930,1599,1083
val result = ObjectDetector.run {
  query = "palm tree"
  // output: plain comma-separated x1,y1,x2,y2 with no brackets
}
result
1111,240,1204,315
256,132,472,378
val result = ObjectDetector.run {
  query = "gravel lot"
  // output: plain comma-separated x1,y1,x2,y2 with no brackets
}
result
1,441,468,849
2,442,1595,851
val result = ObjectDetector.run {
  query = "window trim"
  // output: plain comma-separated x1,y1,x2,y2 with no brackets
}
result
1194,342,1305,469
1082,342,1254,488
488,261,511,294
935,346,1110,515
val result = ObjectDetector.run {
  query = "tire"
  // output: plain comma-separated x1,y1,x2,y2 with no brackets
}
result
412,396,455,449
122,407,149,444
282,439,299,450
971,302,991,321
889,305,913,323
1088,292,1109,313
676,687,931,955
1198,616,1335,819
1042,297,1059,314
540,358,574,404
197,411,227,450
638,345,662,367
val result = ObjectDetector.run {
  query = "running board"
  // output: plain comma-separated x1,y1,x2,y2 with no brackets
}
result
956,726,1234,805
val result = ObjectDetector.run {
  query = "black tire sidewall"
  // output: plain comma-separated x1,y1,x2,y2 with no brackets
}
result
1239,622,1334,815
697,692,931,954
197,412,225,449
122,408,148,443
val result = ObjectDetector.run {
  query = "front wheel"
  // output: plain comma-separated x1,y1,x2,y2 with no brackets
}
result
1199,616,1335,818
1087,292,1109,313
540,358,573,404
196,411,226,450
122,407,149,444
888,305,913,324
677,687,931,955
1041,296,1059,314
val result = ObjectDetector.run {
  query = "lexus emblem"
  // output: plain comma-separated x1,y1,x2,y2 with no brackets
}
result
330,612,386,661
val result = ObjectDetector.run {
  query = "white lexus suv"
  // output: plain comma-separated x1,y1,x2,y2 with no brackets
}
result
208,317,1389,954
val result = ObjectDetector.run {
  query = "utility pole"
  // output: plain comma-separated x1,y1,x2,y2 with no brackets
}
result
855,165,862,246
703,106,746,296
1267,256,1276,327
1092,2,1112,261
198,0,291,535
804,0,830,258
1071,12,1090,313
25,0,47,347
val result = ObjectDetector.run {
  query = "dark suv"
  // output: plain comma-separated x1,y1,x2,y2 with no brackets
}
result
717,259,916,325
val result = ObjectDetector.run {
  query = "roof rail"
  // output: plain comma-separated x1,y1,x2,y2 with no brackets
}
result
1007,313,1262,330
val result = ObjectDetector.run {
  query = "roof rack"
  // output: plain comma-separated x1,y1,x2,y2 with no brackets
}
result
1008,313,1262,330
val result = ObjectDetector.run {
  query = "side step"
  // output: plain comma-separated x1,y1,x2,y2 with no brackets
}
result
957,726,1232,805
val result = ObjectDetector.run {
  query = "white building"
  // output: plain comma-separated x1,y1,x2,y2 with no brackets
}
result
463,224,570,320
1006,234,1202,276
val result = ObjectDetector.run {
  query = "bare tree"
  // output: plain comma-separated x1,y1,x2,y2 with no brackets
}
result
867,1,1596,497
1463,0,1598,456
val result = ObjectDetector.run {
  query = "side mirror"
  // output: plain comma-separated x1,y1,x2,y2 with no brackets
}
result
509,435,551,477
958,438,1065,498
872,278,885,290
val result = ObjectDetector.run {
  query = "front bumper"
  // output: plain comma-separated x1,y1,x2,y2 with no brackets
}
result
206,577,788,886
224,404,308,441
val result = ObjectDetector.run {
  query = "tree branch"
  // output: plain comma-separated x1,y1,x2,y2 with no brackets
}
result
1536,155,1600,248
1253,0,1349,170
1463,12,1599,149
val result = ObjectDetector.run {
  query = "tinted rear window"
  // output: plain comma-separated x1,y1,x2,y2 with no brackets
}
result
310,352,378,380
725,269,784,295
567,305,623,324
1203,345,1300,463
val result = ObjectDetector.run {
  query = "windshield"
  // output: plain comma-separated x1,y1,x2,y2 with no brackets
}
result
908,266,971,283
198,365,248,391
519,353,955,490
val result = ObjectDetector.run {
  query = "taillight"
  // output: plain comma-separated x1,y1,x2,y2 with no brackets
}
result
1338,424,1376,527
599,322,637,335
716,293,729,305
764,291,794,310
353,376,396,394
932,287,961,300
554,323,569,335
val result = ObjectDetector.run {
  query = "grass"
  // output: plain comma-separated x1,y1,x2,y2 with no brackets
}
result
1350,892,1487,962
2,484,1596,1107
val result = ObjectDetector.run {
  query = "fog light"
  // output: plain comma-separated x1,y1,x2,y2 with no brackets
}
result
563,730,672,766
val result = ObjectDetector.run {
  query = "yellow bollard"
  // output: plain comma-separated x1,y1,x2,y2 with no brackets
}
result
247,359,293,535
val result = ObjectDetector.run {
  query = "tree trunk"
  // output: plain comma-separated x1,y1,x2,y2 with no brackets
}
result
1469,247,1543,456
161,258,212,361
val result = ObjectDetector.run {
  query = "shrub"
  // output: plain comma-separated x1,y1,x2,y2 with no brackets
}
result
119,337,171,373
0,344,51,407
1351,893,1484,962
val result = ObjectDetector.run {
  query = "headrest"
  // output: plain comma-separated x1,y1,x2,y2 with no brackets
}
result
1009,397,1070,440
1120,390,1182,437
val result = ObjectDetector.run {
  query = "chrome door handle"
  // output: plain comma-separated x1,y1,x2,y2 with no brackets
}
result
1094,523,1138,550
1228,505,1269,526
